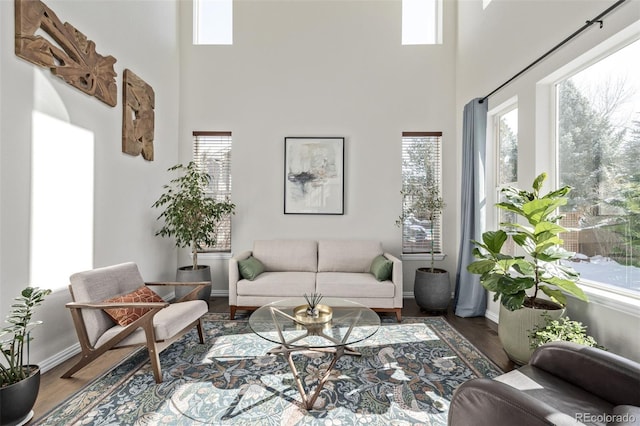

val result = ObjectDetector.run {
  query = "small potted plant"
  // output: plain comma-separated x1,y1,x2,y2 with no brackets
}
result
467,172,588,364
1,286,51,425
153,162,236,300
397,176,449,312
529,313,604,350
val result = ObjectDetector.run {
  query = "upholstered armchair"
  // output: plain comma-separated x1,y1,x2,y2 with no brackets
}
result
62,262,210,383
448,341,640,426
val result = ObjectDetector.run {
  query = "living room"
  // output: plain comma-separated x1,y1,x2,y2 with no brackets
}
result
1,0,639,423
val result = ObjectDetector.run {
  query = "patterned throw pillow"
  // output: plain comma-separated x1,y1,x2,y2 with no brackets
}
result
103,286,164,326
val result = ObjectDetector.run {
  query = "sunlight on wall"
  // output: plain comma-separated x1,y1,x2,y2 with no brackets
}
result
30,111,94,291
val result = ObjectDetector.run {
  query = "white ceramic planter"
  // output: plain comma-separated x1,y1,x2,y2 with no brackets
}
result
498,302,565,365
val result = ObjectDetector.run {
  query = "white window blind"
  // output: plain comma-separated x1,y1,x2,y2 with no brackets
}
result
401,132,443,254
193,131,233,252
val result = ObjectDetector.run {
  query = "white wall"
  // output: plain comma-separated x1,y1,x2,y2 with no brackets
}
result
456,0,640,361
178,0,459,294
0,0,181,368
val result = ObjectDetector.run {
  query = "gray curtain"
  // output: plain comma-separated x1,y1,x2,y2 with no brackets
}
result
454,98,488,317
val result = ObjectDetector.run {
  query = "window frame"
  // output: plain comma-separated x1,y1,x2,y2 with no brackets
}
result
193,0,233,46
538,27,640,309
400,131,444,258
192,131,233,254
401,0,444,45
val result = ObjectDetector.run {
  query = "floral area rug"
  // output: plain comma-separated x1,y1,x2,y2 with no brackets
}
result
35,313,502,425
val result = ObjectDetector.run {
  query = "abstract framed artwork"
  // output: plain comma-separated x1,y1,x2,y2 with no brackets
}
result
284,137,344,215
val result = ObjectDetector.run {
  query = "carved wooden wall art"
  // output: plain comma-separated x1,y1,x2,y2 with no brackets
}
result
15,0,118,107
122,69,155,161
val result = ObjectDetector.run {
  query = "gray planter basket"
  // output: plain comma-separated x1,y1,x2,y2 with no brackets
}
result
414,268,451,312
176,265,212,303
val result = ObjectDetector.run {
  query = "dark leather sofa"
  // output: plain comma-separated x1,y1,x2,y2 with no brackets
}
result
448,341,640,426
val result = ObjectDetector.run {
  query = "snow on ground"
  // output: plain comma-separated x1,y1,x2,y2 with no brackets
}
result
564,255,640,292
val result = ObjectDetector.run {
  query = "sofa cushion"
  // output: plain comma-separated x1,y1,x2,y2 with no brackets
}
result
316,272,395,298
317,240,383,273
238,256,265,280
253,240,318,272
236,272,316,297
370,255,393,281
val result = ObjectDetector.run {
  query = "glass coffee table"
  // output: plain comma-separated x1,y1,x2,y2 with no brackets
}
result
248,297,380,410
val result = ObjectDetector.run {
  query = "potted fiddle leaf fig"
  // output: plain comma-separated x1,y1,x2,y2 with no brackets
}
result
397,175,449,312
467,172,588,364
153,162,235,300
1,287,51,426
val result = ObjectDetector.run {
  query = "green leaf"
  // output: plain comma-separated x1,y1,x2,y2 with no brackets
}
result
496,203,524,217
501,292,527,311
522,198,563,224
532,172,547,193
480,273,502,292
543,185,572,200
511,259,535,276
467,260,496,274
544,276,588,301
539,285,567,306
534,222,567,236
482,230,508,254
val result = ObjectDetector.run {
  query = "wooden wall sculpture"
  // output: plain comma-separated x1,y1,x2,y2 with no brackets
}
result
15,0,118,107
122,69,155,161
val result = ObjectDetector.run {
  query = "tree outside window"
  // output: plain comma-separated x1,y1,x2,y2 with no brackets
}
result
556,39,639,295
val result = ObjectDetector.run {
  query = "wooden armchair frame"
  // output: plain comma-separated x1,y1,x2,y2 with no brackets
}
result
63,278,210,383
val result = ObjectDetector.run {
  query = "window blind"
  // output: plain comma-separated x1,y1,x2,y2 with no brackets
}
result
401,132,443,254
193,131,233,252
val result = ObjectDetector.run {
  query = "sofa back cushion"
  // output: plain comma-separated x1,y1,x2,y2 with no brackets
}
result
318,240,383,273
253,240,318,272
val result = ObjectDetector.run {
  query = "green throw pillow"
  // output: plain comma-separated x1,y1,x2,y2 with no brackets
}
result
238,256,265,281
370,255,392,281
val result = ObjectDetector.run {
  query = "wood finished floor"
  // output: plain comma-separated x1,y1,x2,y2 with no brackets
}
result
33,297,515,421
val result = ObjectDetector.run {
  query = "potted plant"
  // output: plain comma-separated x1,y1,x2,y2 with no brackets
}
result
528,313,604,350
153,162,236,300
467,172,588,364
1,286,51,425
397,175,449,312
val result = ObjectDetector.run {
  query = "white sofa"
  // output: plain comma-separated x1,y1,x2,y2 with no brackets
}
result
229,239,403,321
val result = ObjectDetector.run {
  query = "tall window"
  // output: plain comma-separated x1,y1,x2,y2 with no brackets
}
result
495,107,518,255
400,132,443,254
193,131,233,252
402,0,443,45
555,39,639,296
193,0,233,45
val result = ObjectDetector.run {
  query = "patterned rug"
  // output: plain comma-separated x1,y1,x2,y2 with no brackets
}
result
35,314,502,425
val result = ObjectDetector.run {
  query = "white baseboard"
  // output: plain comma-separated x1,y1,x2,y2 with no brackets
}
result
485,309,499,324
39,343,80,374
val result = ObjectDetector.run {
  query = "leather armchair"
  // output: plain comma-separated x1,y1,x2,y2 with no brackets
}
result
448,342,640,426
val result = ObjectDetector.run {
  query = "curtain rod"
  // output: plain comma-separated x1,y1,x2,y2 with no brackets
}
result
479,0,628,104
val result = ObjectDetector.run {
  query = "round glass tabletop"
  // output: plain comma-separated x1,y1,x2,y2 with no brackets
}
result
248,297,381,349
